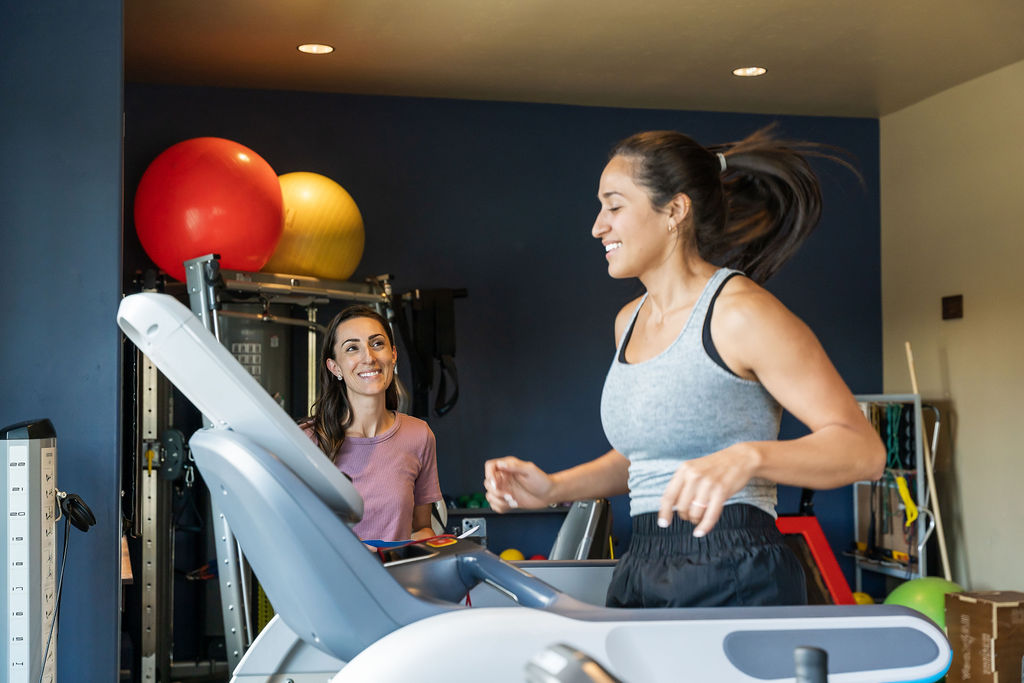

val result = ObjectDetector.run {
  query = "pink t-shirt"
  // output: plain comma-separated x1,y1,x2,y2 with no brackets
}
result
306,413,441,541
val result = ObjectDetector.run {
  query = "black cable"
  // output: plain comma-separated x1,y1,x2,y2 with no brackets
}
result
866,480,878,559
171,480,205,533
39,517,70,683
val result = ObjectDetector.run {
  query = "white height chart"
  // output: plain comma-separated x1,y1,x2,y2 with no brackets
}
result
3,422,57,683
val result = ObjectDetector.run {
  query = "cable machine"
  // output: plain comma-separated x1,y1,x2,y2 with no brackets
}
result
125,253,402,682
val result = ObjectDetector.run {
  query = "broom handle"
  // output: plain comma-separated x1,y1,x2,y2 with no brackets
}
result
905,342,953,581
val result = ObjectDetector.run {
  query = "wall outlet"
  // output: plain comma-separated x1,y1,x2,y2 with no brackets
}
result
941,294,963,320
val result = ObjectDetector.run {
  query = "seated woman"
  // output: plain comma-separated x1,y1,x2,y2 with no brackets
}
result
301,305,441,542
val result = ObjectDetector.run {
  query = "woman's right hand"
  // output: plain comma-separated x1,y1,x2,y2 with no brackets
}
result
484,456,555,512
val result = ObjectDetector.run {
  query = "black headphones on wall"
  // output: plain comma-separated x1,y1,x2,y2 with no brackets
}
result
56,490,96,532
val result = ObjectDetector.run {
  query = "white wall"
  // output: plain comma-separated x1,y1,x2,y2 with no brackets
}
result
880,59,1024,590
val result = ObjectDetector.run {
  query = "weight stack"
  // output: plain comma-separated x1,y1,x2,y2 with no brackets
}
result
1,419,57,683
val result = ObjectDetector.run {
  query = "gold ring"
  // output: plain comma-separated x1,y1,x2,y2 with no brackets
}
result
690,501,708,508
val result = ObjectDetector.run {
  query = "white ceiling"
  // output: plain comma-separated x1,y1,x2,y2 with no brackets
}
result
125,0,1024,118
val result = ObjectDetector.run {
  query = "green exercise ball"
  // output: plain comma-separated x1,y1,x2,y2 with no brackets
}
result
883,577,964,629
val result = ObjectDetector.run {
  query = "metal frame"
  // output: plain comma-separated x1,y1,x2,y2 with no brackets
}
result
137,349,173,683
852,393,934,591
125,255,399,680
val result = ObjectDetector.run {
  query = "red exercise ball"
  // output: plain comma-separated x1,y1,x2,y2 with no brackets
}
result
134,137,284,281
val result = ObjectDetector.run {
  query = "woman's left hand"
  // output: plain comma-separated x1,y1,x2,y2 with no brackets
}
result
657,443,761,537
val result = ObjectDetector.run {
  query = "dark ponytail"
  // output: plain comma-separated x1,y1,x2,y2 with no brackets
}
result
611,124,858,283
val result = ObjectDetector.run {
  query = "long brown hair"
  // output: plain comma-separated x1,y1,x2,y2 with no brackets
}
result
303,305,398,463
611,124,859,283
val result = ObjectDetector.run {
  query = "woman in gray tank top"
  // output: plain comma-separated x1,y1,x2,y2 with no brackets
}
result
484,127,885,608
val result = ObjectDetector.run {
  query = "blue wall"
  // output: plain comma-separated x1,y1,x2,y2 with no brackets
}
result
0,2,123,681
0,1,883,673
125,85,881,572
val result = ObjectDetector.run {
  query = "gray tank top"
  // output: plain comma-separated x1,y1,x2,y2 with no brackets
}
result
600,268,781,518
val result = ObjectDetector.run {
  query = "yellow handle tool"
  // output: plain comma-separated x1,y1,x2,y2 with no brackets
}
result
895,475,918,527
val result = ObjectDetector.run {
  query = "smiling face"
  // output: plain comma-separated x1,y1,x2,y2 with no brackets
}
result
592,155,687,279
325,316,397,401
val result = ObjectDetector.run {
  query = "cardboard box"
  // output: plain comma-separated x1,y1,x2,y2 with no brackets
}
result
945,591,1024,682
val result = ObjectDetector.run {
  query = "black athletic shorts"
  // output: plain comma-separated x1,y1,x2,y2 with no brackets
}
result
606,504,807,608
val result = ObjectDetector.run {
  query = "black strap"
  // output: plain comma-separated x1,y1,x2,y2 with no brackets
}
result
393,294,429,418
411,293,436,418
60,493,96,533
431,290,458,416
395,289,461,419
702,272,742,377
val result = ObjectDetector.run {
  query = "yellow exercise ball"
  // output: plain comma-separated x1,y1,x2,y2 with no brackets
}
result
262,172,365,280
499,548,525,561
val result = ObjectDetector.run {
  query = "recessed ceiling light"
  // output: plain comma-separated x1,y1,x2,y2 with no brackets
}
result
297,43,334,55
732,66,767,77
